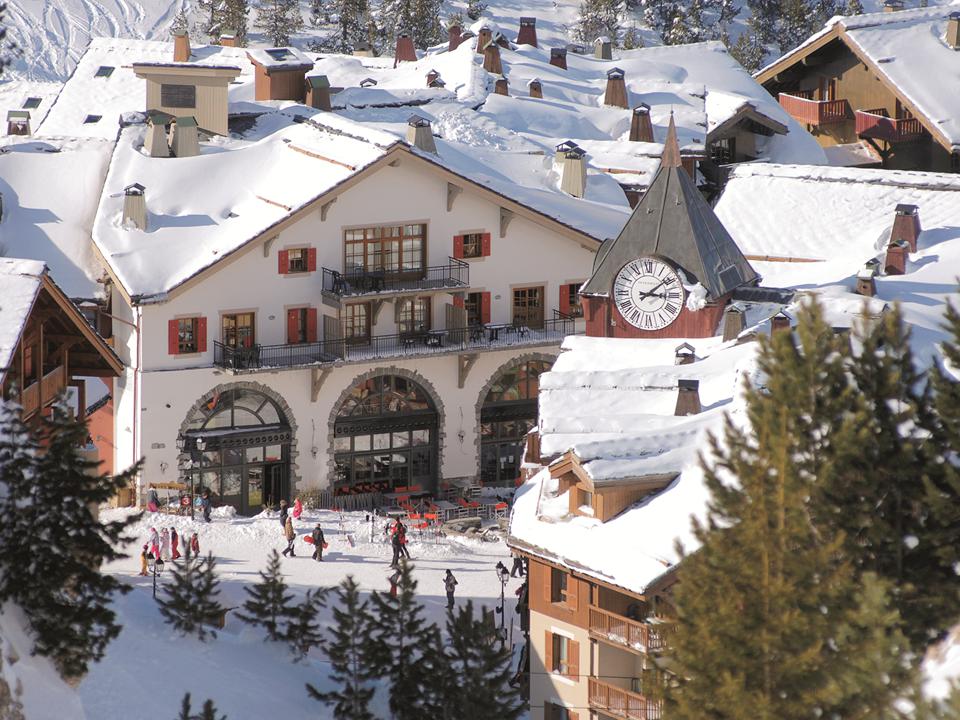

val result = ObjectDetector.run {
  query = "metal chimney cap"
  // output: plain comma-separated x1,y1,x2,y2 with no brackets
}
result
520,17,536,24
550,47,567,57
950,10,960,18
564,146,586,159
408,114,431,127
894,203,918,215
607,67,625,79
555,140,579,153
124,183,146,195
677,379,700,390
633,102,651,114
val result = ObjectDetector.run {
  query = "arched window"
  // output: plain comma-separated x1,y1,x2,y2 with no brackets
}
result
186,388,286,431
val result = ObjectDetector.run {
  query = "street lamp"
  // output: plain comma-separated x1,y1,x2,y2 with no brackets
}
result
194,437,206,522
495,560,510,646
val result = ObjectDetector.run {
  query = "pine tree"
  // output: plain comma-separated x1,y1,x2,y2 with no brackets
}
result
845,0,864,14
176,693,227,720
621,25,644,48
195,0,225,41
255,0,304,46
378,0,414,46
641,0,677,44
465,0,487,21
323,0,368,52
409,0,443,49
221,0,250,45
728,29,767,73
307,576,376,720
442,601,523,720
575,0,621,45
285,588,326,661
310,0,330,26
170,9,190,36
158,553,224,642
236,549,294,641
665,5,696,45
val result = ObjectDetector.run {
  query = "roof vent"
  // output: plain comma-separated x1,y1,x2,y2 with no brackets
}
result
674,342,696,365
394,32,417,67
674,379,701,416
771,310,791,334
306,75,332,111
518,17,538,47
722,304,746,342
448,23,463,51
630,103,653,142
123,183,147,231
407,115,438,154
493,31,510,49
6,110,30,136
856,260,879,297
145,111,173,157
483,43,503,74
882,0,903,11
173,30,191,62
604,67,628,108
890,203,921,251
494,76,509,96
476,26,492,53
550,47,567,70
219,32,238,47
426,69,445,88
554,139,579,162
559,146,587,198
594,36,612,60
528,78,543,98
884,239,909,275
171,116,199,157
360,77,377,88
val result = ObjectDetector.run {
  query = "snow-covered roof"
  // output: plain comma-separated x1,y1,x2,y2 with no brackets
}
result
247,47,313,70
0,137,113,298
0,259,45,377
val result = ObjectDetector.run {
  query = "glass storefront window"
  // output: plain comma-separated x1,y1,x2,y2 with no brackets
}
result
246,446,264,463
264,445,282,462
354,435,371,452
223,447,243,466
373,433,390,450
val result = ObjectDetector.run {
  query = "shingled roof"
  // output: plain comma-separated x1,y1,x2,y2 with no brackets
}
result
581,115,758,299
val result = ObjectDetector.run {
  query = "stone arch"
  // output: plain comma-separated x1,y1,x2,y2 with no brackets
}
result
326,366,446,489
178,380,301,493
474,352,557,482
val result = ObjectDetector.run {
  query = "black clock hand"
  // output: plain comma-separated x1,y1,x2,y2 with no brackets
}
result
636,279,669,300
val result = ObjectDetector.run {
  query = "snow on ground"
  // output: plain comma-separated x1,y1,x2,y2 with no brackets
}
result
75,507,521,719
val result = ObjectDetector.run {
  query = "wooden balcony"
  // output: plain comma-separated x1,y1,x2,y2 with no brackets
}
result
855,108,924,143
21,365,67,419
778,92,848,126
589,678,663,720
589,606,667,654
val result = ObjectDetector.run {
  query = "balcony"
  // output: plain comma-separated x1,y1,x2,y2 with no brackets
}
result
588,678,663,720
778,91,848,126
855,108,924,144
213,316,577,371
21,365,67,419
589,606,668,654
321,258,469,299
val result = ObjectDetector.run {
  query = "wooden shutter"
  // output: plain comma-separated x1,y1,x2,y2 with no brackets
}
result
453,295,464,309
569,711,579,720
168,319,179,355
542,563,553,604
286,309,299,344
481,292,491,324
306,308,318,342
566,639,580,681
565,575,579,611
197,316,207,353
481,232,491,256
453,235,464,259
544,630,554,673
278,249,289,274
559,284,571,315
307,247,317,272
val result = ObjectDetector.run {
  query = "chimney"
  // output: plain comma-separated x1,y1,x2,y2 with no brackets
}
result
770,310,791,335
144,111,171,157
528,78,543,98
559,146,587,198
550,47,567,70
219,33,237,47
630,103,654,142
171,116,199,157
674,379,701,416
306,75,332,110
360,77,377,88
406,115,438,154
483,43,503,74
722,304,746,342
394,32,417,67
173,30,191,62
883,0,903,11
494,76,509,95
884,239,909,275
448,24,462,51
517,17,538,47
947,12,960,49
594,36,612,60
856,260,879,297
122,183,147,231
889,203,921,252
554,140,579,163
674,343,696,365
6,110,31,136
494,31,510,49
604,67,628,108
476,27,492,53
426,69,440,86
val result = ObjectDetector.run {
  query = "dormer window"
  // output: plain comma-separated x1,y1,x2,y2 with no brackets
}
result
95,66,115,78
83,114,102,124
22,97,41,109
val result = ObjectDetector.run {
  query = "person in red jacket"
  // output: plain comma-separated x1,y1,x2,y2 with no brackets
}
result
170,527,181,560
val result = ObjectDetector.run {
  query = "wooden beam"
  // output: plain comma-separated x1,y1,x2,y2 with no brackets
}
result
499,207,514,239
447,182,463,212
263,235,277,258
311,367,332,403
320,197,337,221
458,353,479,389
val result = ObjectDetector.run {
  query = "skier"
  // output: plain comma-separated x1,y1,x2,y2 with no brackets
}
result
279,499,289,527
170,527,181,560
201,489,212,523
510,556,525,577
390,523,402,568
160,528,171,561
444,569,458,610
148,527,160,561
282,515,297,557
293,496,303,520
138,544,149,576
311,523,325,562
395,520,412,560
190,532,200,557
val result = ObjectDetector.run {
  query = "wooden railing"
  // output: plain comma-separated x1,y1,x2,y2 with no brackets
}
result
778,93,848,126
20,365,66,419
855,108,924,143
589,606,667,653
589,678,663,720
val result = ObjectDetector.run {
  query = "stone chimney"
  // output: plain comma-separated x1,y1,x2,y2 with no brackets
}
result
884,239,909,275
882,0,903,11
947,12,960,49
406,115,438,154
476,26,492,53
674,379,701,416
122,183,147,231
594,36,612,60
173,30,191,62
483,43,502,74
144,111,171,157
494,76,509,95
528,78,543,98
722,304,745,342
517,17,538,47
889,203,921,252
856,260,879,297
555,140,579,163
171,116,199,157
604,67,628,109
674,343,696,365
219,33,237,47
550,47,567,70
394,32,417,67
560,146,587,198
448,24,462,51
630,103,654,142
770,310,791,334
306,75,332,111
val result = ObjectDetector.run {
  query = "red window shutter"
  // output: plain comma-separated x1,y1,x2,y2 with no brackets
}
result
197,316,207,353
481,232,491,256
559,284,571,315
453,235,464,259
168,319,179,355
481,292,491,324
567,639,580,681
286,309,299,344
307,248,317,272
307,308,318,342
278,249,289,274
565,575,579,611
544,630,554,673
453,295,464,309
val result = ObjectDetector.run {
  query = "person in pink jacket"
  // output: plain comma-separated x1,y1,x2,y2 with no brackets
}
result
292,496,303,520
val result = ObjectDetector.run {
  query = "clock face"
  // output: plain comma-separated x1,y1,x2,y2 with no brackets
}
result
613,257,685,330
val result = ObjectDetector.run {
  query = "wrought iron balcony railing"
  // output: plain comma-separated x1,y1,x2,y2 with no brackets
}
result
321,258,469,298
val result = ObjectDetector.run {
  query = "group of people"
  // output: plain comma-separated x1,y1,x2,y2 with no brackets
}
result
138,526,200,575
279,497,327,562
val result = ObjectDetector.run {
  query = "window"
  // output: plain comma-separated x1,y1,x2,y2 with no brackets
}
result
342,303,370,343
512,286,544,329
288,248,308,273
95,66,114,78
545,702,578,720
83,115,102,124
551,634,567,673
397,297,431,335
462,233,483,258
579,488,593,510
287,307,317,344
550,567,568,604
22,97,41,109
344,224,425,276
710,136,735,165
465,292,483,327
161,83,197,109
222,312,255,348
561,283,583,318
545,632,580,682
178,317,199,353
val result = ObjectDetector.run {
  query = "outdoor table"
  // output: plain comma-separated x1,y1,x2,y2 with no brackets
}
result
425,330,445,347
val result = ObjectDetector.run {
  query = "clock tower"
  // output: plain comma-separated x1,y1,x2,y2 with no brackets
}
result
580,115,759,339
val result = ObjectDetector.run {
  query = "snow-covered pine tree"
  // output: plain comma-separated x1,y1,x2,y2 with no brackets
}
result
575,0,621,45
170,9,190,36
465,0,487,21
665,5,697,45
236,549,294,641
621,25,644,48
177,693,227,720
728,30,767,72
158,553,224,642
195,0,225,41
777,0,814,54
310,0,330,26
410,0,443,49
323,0,368,53
442,601,523,719
307,576,376,720
0,402,40,607
221,0,250,45
285,588,327,661
640,0,676,44
254,0,304,46
447,11,465,29
744,0,778,45
377,0,414,48
845,0,864,14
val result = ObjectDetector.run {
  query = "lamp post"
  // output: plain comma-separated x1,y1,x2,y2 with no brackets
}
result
195,437,206,522
495,560,510,646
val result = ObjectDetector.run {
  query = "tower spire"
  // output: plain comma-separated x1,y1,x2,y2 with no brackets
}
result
660,112,682,168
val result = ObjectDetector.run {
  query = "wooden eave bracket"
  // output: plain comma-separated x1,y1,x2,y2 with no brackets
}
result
499,207,514,238
458,353,479,389
311,367,332,402
263,235,278,258
447,182,463,212
320,197,337,221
